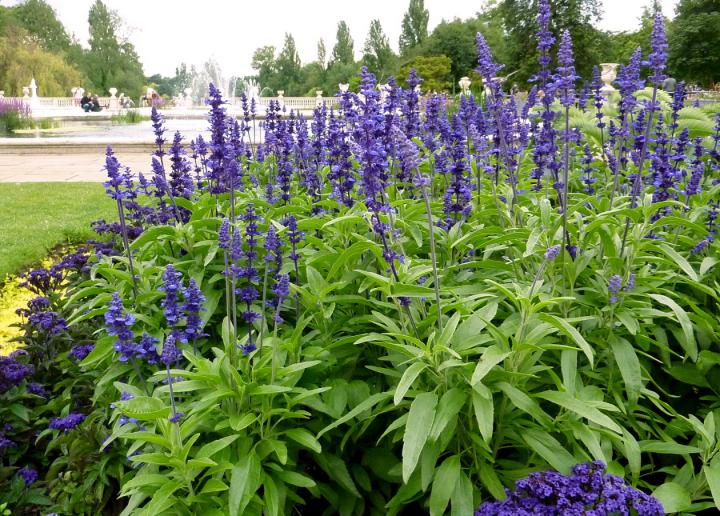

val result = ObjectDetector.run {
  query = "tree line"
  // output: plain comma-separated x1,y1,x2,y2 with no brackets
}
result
0,0,143,98
0,0,717,101
247,0,720,95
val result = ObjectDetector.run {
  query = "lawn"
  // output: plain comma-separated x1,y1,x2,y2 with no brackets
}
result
0,182,115,280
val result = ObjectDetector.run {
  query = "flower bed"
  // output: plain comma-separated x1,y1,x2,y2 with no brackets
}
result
1,4,719,514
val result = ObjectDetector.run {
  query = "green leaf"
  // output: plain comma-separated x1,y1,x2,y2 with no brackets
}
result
317,392,390,438
703,462,720,509
479,461,506,500
451,470,474,516
471,345,510,386
495,382,552,426
196,435,241,459
402,392,438,483
429,455,461,516
472,385,494,443
658,244,698,281
648,294,697,361
276,470,315,488
316,453,360,497
536,390,622,434
138,480,182,515
623,429,641,482
394,362,427,405
522,429,577,474
429,389,467,442
437,312,461,349
283,428,322,453
229,451,261,516
80,335,114,368
652,482,692,513
200,478,229,494
639,441,702,455
115,396,170,420
609,335,642,406
537,314,594,367
263,473,280,516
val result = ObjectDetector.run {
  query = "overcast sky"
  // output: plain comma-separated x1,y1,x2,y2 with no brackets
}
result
30,0,679,77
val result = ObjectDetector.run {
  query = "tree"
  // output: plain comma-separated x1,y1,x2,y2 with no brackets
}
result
669,0,720,87
421,12,506,86
399,55,452,92
362,19,395,80
500,0,604,85
331,21,355,66
0,26,82,96
251,45,277,94
9,0,71,53
605,3,659,64
85,0,144,97
323,62,360,94
399,0,430,54
317,38,327,69
276,33,303,95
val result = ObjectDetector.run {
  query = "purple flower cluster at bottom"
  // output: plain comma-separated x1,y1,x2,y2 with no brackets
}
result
476,461,663,516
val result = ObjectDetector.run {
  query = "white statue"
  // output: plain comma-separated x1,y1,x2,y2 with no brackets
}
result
459,77,471,95
600,63,618,96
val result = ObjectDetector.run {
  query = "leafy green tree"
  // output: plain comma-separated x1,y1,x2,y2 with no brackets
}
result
362,19,395,80
668,0,720,87
399,55,452,92
331,21,355,67
500,0,604,85
8,0,71,53
84,0,144,97
251,45,277,94
317,38,327,69
0,26,82,96
276,33,303,95
399,0,430,55
300,62,326,95
421,12,506,87
323,62,360,94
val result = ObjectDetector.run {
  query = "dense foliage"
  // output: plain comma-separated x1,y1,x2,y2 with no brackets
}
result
0,0,144,98
2,2,720,514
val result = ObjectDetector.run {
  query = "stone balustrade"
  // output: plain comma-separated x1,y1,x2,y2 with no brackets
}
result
2,95,340,113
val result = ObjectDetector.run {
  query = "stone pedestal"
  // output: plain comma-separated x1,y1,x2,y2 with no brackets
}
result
108,87,119,110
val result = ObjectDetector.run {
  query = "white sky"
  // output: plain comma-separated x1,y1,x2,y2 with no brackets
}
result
15,0,680,77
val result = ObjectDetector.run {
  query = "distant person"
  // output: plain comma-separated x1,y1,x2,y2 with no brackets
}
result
119,93,134,108
80,93,92,112
662,76,677,94
91,94,102,112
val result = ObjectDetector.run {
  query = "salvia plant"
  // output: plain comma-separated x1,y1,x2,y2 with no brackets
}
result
2,2,720,514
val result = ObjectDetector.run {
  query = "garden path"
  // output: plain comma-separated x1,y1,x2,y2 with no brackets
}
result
0,152,150,182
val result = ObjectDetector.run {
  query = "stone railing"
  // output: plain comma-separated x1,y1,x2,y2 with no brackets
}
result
2,96,340,112
228,96,340,110
1,96,115,109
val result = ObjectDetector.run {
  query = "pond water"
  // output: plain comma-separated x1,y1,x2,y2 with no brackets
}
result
7,118,265,143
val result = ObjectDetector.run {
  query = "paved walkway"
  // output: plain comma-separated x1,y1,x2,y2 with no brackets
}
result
0,151,152,182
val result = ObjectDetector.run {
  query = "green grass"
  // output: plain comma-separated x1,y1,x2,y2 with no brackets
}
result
0,182,115,279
